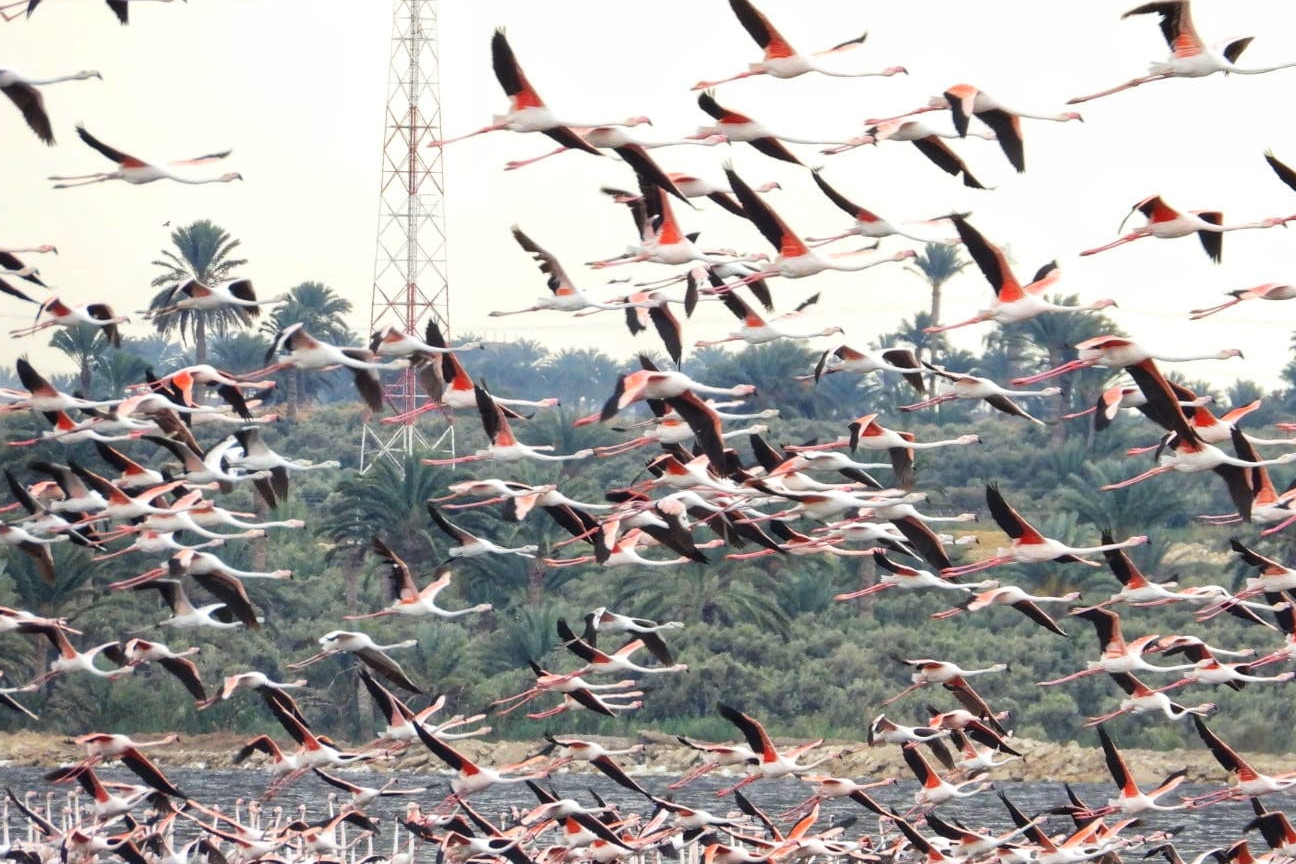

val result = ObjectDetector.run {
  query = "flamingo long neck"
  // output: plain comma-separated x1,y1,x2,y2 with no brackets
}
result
26,72,98,85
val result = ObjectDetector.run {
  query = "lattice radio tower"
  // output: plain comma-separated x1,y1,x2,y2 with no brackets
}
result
360,0,452,471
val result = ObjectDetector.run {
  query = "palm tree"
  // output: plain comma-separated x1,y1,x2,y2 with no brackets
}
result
49,325,106,395
148,220,251,363
261,281,355,413
907,241,970,331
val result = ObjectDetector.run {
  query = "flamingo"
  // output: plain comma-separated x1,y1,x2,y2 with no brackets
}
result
901,366,1061,425
695,291,843,347
243,323,406,412
825,119,992,189
869,83,1082,172
1039,606,1195,686
810,343,925,392
712,702,845,796
1185,714,1296,806
691,0,904,90
422,385,592,466
426,503,538,559
133,578,246,631
572,358,755,426
490,226,631,316
1069,727,1188,818
722,165,916,280
669,736,760,790
926,214,1116,332
932,584,1080,635
787,412,979,490
503,124,725,173
1068,1,1296,104
690,91,853,165
1155,634,1294,688
0,67,99,144
1080,194,1289,262
804,169,959,246
22,621,134,687
587,179,765,270
345,537,492,620
1084,672,1217,726
10,298,128,347
287,629,422,694
412,718,548,803
311,769,427,812
834,549,996,601
105,637,205,704
0,358,121,415
1098,362,1296,515
554,617,688,678
1190,282,1296,320
1012,334,1243,386
149,278,283,318
881,655,1008,706
430,29,648,150
901,743,993,810
942,484,1147,577
50,125,240,188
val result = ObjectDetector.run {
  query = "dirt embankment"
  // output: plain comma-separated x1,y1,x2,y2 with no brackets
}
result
0,729,1282,785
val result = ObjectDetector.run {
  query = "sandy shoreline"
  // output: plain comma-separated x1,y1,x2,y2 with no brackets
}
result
0,729,1285,786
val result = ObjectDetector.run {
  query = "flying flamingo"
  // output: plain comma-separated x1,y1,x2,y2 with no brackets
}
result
1011,334,1243,386
931,584,1081,636
941,483,1148,577
787,412,979,490
804,169,959,246
1184,715,1296,806
10,297,128,347
345,537,492,621
712,702,845,796
926,214,1116,332
588,180,766,270
427,503,539,559
901,366,1061,425
573,357,755,426
1068,1,1296,104
422,385,592,466
824,119,992,189
412,718,548,805
1190,283,1296,320
503,124,725,174
50,125,241,188
429,29,648,151
834,549,996,601
1084,672,1217,726
0,67,100,144
287,630,421,694
489,226,632,316
690,91,853,165
810,343,925,392
881,655,1008,706
104,637,205,704
901,743,993,810
868,83,1082,172
695,291,844,347
22,621,134,687
1079,195,1287,262
148,278,284,318
691,0,904,89
724,166,916,281
242,323,407,412
1070,727,1188,818
1098,363,1296,516
0,357,121,414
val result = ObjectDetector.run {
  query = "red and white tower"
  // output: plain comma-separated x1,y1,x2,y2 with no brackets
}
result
361,0,452,469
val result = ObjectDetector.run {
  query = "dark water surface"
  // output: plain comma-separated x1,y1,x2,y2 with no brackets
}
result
0,765,1272,856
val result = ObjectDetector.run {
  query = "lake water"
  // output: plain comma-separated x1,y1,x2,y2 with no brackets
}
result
0,764,1272,857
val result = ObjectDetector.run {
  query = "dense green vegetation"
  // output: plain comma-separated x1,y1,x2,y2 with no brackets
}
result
4,226,1296,758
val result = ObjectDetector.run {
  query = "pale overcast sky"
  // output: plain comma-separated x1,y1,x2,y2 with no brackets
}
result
4,1,1296,389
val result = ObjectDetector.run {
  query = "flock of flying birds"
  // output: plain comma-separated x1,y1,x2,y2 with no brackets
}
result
10,2,1296,864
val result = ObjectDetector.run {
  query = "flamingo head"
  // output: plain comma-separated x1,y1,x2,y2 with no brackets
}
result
222,173,244,182
623,116,652,128
882,66,908,76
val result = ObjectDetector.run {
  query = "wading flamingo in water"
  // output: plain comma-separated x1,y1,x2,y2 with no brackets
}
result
1068,1,1296,104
